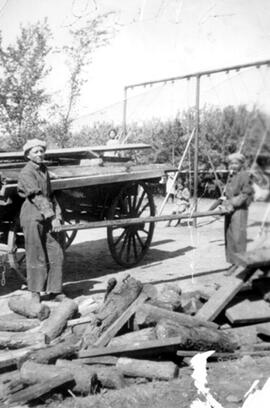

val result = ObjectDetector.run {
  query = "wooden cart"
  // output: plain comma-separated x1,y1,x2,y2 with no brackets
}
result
0,143,171,278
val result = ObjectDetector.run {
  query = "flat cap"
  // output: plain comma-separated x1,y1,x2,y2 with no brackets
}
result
228,152,245,163
23,139,47,155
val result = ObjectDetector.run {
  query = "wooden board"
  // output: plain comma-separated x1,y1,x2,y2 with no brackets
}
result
225,299,270,325
231,247,270,268
78,336,191,359
1,166,169,197
196,266,247,321
0,143,151,161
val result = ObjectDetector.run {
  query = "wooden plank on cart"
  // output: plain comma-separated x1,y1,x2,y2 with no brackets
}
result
0,166,169,197
0,143,151,161
196,266,249,321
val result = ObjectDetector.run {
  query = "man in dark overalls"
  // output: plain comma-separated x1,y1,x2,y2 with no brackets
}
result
221,152,254,275
17,139,65,301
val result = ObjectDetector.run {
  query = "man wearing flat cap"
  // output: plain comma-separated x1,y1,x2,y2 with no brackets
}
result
17,139,65,302
221,152,254,275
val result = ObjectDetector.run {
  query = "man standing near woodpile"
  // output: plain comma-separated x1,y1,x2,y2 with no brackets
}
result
221,152,254,275
17,139,65,302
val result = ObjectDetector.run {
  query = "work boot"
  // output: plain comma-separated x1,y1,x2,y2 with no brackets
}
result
48,292,67,302
224,264,238,276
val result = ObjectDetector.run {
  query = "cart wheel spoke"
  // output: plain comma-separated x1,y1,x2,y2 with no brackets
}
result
132,234,138,259
62,212,79,249
126,233,132,262
114,228,126,246
135,190,146,213
135,231,145,249
118,232,129,260
138,202,150,216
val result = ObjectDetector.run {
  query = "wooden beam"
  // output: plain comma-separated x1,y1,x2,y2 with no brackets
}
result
196,266,249,321
78,336,206,359
94,291,149,348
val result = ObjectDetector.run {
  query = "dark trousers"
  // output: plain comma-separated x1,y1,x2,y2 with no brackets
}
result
22,218,64,293
224,208,248,264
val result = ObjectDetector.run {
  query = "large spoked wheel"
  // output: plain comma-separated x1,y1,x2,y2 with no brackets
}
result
62,210,79,250
107,182,155,267
7,220,27,283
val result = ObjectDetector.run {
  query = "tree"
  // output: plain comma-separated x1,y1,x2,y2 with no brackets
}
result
52,12,115,148
0,20,51,150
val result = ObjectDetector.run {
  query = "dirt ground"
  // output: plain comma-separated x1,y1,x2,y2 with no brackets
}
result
1,197,270,407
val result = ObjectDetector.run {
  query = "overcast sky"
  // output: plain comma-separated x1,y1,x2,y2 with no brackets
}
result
1,0,270,125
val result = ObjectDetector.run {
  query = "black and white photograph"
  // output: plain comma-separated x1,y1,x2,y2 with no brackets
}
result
0,1,270,407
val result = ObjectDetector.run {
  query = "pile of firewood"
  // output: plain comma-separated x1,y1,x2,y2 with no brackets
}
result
0,275,239,406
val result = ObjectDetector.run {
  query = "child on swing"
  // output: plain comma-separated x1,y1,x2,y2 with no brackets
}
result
166,179,191,227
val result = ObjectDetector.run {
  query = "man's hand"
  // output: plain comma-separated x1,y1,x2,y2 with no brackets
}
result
221,200,234,213
51,218,62,232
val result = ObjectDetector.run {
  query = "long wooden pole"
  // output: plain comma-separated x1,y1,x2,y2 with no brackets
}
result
193,75,200,227
59,209,226,232
122,87,128,136
125,59,270,90
158,128,195,215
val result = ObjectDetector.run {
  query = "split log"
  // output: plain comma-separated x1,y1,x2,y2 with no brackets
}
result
41,298,78,343
7,371,74,405
82,275,143,347
0,344,44,370
108,327,157,347
135,303,218,330
116,357,178,380
0,315,39,332
20,335,79,365
8,296,50,321
0,331,44,350
56,359,126,390
20,361,99,395
155,319,238,352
